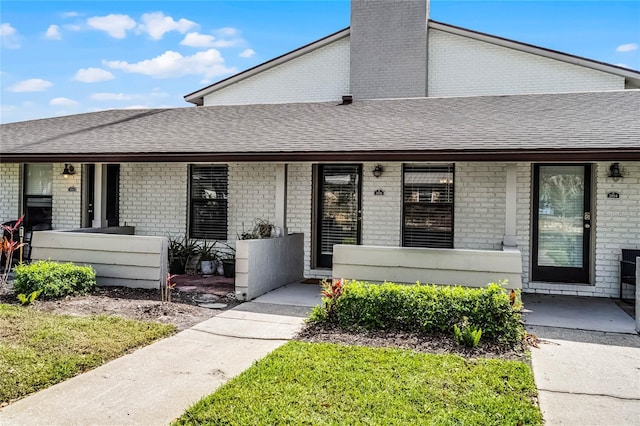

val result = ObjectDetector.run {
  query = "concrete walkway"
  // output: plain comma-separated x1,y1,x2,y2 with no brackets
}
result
0,285,320,426
524,294,640,425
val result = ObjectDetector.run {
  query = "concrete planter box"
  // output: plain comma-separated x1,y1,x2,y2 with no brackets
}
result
30,230,167,289
333,244,522,289
234,233,304,301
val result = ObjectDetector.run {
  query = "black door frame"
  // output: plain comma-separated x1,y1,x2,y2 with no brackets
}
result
532,163,591,283
313,164,362,269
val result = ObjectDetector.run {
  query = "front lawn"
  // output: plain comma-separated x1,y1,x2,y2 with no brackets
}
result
175,341,542,425
0,304,174,405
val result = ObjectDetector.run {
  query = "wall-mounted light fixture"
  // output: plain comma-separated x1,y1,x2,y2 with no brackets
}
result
372,164,384,178
62,164,75,178
608,162,623,181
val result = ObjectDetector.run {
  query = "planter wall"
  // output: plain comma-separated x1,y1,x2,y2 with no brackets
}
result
234,233,304,301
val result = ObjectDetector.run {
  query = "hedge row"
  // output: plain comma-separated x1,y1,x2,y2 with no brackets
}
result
310,281,524,346
13,260,96,299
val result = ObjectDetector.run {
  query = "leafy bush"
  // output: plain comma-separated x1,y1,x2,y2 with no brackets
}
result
309,281,524,346
13,260,96,299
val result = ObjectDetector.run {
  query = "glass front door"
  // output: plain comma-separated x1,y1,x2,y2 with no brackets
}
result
315,164,362,268
532,164,591,283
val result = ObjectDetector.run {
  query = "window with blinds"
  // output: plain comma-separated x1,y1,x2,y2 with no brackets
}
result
24,164,53,229
189,165,228,240
402,164,454,248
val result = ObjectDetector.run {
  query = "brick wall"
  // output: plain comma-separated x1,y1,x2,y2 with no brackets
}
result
361,162,402,246
227,163,277,241
516,163,532,288
428,29,624,97
51,162,82,229
350,0,427,99
203,37,350,106
595,161,640,298
286,163,314,277
119,163,187,237
454,163,506,250
0,163,20,223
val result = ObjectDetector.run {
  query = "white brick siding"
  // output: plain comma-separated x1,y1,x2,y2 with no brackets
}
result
516,163,532,288
52,162,81,230
119,163,187,237
361,162,402,246
428,29,624,97
0,163,20,223
227,163,277,241
286,163,314,277
594,162,640,298
454,163,506,250
203,37,350,106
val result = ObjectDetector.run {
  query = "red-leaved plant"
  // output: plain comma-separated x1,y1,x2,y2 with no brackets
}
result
321,278,344,315
161,273,177,303
1,216,26,289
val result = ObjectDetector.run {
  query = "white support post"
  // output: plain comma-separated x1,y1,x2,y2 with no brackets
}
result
92,164,107,228
503,163,518,248
275,164,288,235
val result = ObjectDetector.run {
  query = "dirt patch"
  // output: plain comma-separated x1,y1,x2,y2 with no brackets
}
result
0,286,241,331
297,322,530,361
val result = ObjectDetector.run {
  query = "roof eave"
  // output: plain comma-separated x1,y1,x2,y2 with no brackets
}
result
3,148,640,163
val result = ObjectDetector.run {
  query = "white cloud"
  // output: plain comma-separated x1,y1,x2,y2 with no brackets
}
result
50,97,79,106
616,43,638,53
239,48,255,58
90,92,134,101
104,49,235,79
216,27,238,37
1,23,20,49
181,32,215,47
45,24,62,40
64,24,82,31
87,14,136,39
73,67,115,83
62,12,80,18
138,12,196,40
7,78,53,92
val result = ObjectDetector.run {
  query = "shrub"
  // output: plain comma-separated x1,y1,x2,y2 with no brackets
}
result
309,281,524,346
13,260,96,299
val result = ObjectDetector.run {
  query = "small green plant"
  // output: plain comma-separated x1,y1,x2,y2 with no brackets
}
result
453,317,483,348
13,260,96,299
16,290,42,306
238,218,275,240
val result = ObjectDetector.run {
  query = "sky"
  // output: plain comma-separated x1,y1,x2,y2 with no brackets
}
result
1,1,638,124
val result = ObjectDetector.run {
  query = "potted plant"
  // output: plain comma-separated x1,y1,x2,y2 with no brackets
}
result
217,242,236,278
198,240,217,276
168,234,199,275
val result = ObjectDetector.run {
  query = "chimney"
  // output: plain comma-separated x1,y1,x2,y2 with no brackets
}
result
350,0,428,100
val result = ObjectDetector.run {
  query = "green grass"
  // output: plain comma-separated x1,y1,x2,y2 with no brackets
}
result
0,304,175,404
175,341,542,425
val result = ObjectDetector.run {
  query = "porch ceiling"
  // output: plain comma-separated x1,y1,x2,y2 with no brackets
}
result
2,90,639,162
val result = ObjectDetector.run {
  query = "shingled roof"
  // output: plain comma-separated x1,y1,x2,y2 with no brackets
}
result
2,90,639,162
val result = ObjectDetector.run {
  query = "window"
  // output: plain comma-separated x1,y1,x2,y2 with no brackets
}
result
24,164,53,229
402,164,454,248
189,165,228,240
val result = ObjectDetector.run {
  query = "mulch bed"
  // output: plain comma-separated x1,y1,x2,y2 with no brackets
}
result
297,322,531,361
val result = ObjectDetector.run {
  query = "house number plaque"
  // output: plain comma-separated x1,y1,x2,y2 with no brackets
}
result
607,192,620,199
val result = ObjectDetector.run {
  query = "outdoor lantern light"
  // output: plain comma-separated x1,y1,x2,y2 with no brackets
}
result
372,164,384,178
608,162,623,181
62,164,75,178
